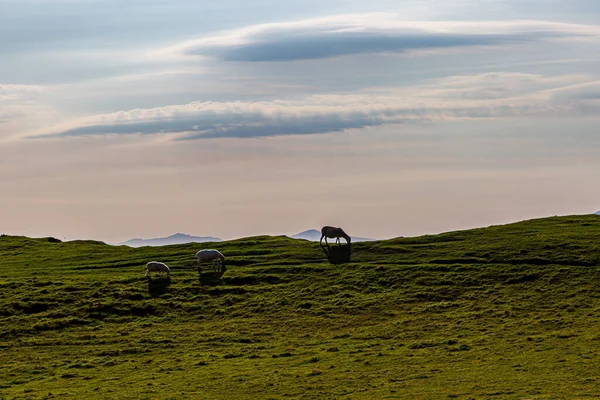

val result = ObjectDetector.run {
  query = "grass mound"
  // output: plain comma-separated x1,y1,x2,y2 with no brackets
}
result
1,215,600,398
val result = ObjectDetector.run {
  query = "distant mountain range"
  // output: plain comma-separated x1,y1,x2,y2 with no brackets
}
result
595,211,600,215
117,233,221,247
290,229,376,242
117,229,377,247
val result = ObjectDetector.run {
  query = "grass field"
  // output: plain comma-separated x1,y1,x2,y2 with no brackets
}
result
2,215,600,399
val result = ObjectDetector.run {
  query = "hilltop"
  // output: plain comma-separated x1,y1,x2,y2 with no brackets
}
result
291,228,376,242
1,215,600,398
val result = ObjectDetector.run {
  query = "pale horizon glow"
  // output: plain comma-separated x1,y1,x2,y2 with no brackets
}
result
1,0,600,242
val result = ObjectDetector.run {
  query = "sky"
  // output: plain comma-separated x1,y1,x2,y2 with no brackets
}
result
1,0,600,242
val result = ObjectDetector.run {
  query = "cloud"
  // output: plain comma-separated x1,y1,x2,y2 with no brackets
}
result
33,72,597,140
546,79,600,99
163,14,600,62
542,80,600,114
0,84,51,126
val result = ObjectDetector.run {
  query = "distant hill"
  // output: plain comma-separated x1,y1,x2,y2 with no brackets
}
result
117,233,221,247
595,211,600,215
290,229,376,242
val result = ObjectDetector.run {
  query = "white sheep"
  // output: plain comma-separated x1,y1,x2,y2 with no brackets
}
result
145,261,170,278
196,249,226,273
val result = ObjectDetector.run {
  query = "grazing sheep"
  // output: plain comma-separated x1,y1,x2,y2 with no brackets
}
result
145,261,170,278
320,226,351,246
196,249,225,273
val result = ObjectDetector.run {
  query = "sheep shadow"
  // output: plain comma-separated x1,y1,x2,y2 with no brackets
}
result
147,276,171,297
321,243,352,264
198,271,224,286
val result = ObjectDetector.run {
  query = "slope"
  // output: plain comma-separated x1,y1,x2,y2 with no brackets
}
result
1,215,600,399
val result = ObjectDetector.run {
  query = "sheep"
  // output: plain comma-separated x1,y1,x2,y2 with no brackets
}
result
320,226,351,246
145,261,170,278
196,249,226,273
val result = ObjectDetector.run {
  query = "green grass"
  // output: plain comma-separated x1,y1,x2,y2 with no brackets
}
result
2,215,600,399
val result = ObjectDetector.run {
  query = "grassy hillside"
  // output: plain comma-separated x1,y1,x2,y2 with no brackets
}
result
2,215,600,399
